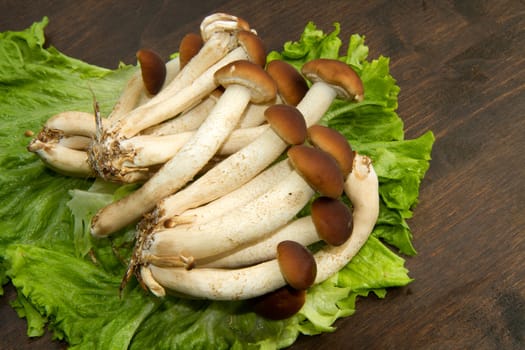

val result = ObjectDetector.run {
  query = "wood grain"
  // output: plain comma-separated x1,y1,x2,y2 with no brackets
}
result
1,0,524,349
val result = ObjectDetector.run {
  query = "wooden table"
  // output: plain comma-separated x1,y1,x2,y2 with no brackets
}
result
1,1,524,348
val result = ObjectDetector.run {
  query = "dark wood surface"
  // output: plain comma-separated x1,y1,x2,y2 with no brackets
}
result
1,1,524,349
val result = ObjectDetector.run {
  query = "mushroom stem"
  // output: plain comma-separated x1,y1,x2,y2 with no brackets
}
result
236,101,273,128
58,135,91,150
119,124,269,170
44,111,107,138
142,153,378,300
27,140,94,177
199,216,318,268
140,93,218,136
160,159,293,228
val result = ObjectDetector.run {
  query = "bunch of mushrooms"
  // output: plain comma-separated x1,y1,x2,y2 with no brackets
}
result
27,13,379,320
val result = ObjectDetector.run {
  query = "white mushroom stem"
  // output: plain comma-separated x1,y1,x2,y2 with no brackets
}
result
237,101,273,128
58,135,92,151
200,216,318,268
144,153,378,299
120,124,269,169
163,159,293,227
152,81,338,223
141,169,315,265
140,94,218,136
44,111,107,138
27,140,93,177
91,83,257,237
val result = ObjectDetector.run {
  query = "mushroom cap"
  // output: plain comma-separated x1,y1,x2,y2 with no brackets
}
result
266,60,309,106
308,125,354,178
311,196,353,246
264,104,307,145
287,145,344,198
301,58,364,102
214,60,277,103
252,285,306,320
277,240,317,290
237,30,266,67
251,285,306,320
178,32,204,69
136,49,167,95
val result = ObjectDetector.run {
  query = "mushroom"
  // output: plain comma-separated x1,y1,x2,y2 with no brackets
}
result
311,196,353,246
288,144,344,198
27,141,94,178
237,59,309,128
264,104,307,145
90,59,277,237
307,124,354,177
177,32,204,69
140,152,378,300
43,111,108,138
136,48,167,96
276,240,317,290
148,58,363,227
110,63,307,178
110,50,181,123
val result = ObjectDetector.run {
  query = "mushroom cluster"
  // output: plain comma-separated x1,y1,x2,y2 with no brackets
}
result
27,13,379,320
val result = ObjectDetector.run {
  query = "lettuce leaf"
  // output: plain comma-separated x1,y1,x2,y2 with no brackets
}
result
0,19,434,349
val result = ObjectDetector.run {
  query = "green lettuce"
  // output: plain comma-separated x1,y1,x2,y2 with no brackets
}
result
0,18,434,349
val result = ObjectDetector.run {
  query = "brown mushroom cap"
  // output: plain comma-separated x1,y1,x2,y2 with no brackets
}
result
251,285,306,320
287,145,344,198
311,196,353,246
214,60,277,103
264,104,307,145
178,33,204,69
266,60,309,106
277,240,317,290
301,58,364,102
237,30,266,67
308,125,354,178
136,49,167,95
